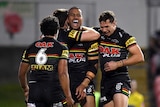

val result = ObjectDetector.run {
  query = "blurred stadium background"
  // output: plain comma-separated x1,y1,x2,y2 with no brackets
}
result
0,0,159,107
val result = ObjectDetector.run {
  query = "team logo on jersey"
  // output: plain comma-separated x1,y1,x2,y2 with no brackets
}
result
115,82,123,91
101,35,105,40
86,85,94,94
35,42,54,48
111,39,119,44
69,53,86,63
99,46,120,57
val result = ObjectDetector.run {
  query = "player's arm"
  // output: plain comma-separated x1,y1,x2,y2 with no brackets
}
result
68,26,100,42
81,41,99,87
105,44,144,71
121,44,144,66
76,57,98,100
58,59,74,106
81,57,98,87
18,62,30,102
76,42,99,100
80,26,100,41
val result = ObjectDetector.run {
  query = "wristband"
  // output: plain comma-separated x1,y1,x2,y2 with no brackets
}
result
85,76,92,81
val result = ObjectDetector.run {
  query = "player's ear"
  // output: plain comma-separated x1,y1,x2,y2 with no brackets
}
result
113,20,117,26
66,18,69,24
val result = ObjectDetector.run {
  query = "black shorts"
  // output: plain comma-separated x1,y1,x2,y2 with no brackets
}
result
100,78,131,105
28,82,65,106
71,84,95,103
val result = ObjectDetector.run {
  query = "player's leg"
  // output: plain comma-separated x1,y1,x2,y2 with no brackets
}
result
82,95,95,107
103,101,114,107
80,84,96,107
112,81,130,107
102,94,128,107
113,93,128,107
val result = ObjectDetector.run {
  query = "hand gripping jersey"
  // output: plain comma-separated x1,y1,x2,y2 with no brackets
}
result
21,37,68,96
95,27,136,79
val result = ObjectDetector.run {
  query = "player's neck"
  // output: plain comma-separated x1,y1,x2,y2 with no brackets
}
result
45,35,55,38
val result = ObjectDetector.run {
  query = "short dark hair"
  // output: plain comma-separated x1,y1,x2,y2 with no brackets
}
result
99,10,116,23
40,16,59,36
68,6,81,15
53,9,68,27
68,6,80,11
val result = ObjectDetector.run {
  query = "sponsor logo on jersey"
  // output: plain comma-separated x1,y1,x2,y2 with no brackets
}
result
69,53,86,63
68,30,78,39
88,42,98,52
31,64,53,71
125,37,136,47
62,50,69,58
35,42,54,48
99,46,120,57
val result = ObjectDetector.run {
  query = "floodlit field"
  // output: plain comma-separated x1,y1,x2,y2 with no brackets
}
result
0,83,25,107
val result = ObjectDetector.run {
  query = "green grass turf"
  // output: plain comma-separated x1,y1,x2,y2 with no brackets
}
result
0,83,25,107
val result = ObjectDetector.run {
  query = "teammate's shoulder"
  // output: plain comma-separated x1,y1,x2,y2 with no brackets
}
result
117,27,128,35
117,27,132,38
56,40,68,49
92,26,100,31
92,27,103,35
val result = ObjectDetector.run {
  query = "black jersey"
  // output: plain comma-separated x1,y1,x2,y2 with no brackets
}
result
58,28,98,102
57,29,68,47
69,41,99,85
57,29,82,49
21,37,69,83
21,37,69,104
96,27,136,79
57,29,98,83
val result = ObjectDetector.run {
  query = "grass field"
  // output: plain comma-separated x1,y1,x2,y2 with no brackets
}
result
0,83,26,107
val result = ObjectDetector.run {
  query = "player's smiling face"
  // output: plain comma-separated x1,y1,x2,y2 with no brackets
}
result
100,19,116,36
68,8,83,30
